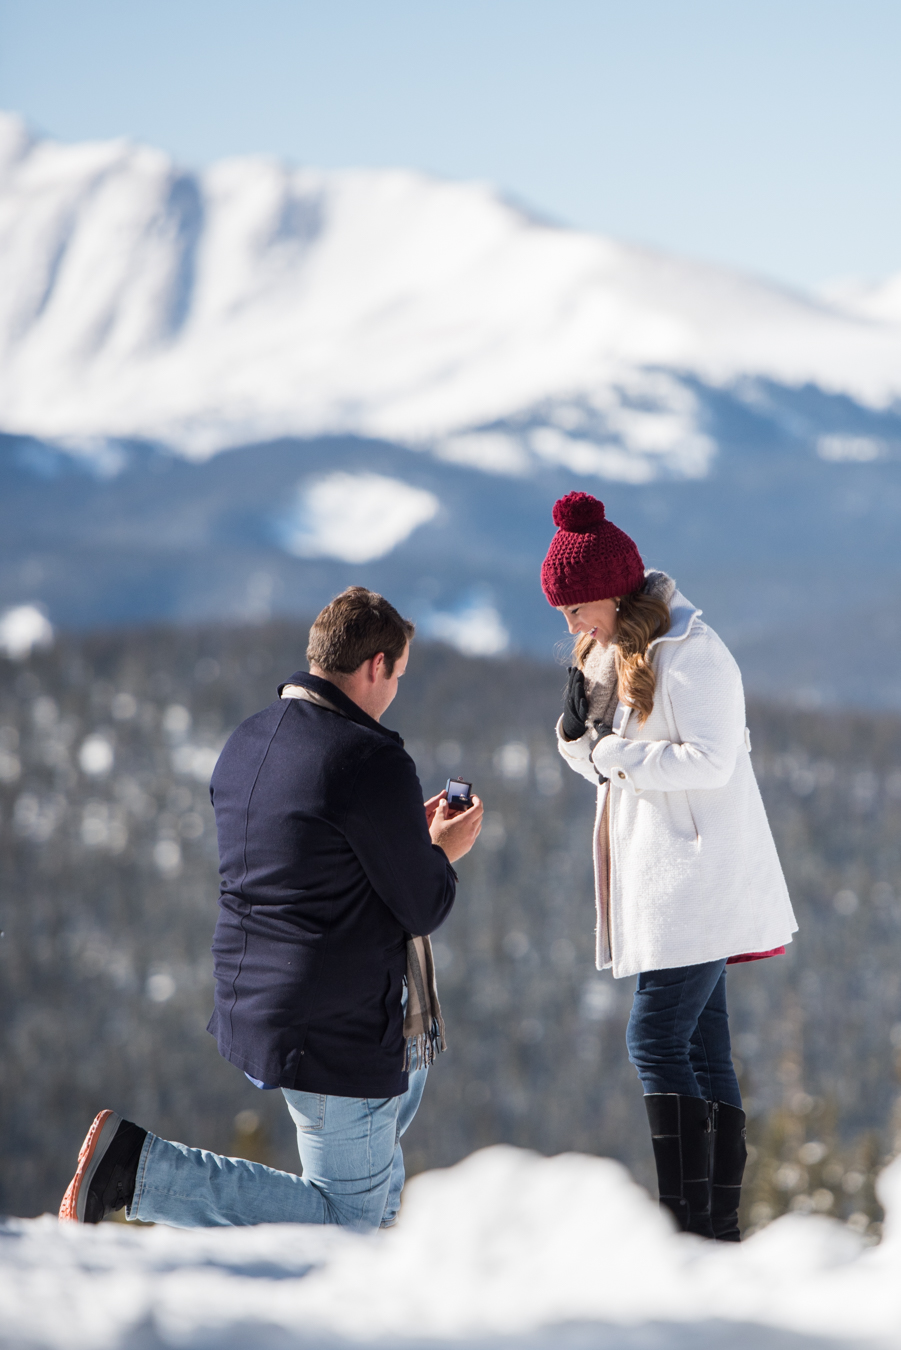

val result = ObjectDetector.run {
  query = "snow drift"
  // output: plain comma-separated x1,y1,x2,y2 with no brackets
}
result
3,1144,901,1349
2,112,901,477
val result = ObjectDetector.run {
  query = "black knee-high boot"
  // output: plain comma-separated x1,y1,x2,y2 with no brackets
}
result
644,1094,714,1238
709,1100,747,1242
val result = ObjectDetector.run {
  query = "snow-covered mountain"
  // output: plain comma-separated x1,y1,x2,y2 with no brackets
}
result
3,114,901,705
2,111,901,477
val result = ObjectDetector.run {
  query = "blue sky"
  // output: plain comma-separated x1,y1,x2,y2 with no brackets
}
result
1,0,898,290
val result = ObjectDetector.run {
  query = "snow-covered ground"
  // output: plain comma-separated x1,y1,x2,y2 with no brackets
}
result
3,112,901,477
3,1145,900,1349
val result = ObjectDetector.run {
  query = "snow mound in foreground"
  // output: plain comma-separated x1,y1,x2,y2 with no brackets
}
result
2,1144,901,1349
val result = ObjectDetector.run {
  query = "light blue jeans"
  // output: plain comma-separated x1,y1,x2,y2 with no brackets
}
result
128,1068,427,1230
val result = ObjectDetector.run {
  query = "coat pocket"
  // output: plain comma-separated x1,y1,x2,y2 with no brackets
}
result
380,967,404,1049
685,794,701,844
663,790,700,845
288,1092,326,1132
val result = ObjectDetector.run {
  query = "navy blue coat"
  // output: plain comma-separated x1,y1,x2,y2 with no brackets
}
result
207,671,457,1098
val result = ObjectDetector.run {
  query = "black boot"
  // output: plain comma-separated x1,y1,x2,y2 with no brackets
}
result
59,1110,148,1223
644,1093,714,1238
709,1100,747,1242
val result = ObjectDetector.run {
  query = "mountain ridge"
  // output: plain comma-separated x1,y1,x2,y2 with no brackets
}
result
2,111,901,474
4,412,901,709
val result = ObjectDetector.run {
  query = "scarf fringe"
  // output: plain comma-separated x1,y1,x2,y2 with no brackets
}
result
404,1016,446,1072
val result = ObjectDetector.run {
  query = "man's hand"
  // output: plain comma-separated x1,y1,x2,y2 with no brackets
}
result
423,791,446,829
429,795,484,864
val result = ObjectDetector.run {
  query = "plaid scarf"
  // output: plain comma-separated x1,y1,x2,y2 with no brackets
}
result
281,683,447,1073
403,934,447,1071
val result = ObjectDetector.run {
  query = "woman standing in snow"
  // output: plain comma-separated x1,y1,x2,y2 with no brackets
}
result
541,492,797,1240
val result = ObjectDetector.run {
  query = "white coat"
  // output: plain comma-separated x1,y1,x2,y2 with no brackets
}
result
557,587,797,978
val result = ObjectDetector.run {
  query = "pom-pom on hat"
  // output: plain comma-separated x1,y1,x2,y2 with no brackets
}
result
541,491,645,607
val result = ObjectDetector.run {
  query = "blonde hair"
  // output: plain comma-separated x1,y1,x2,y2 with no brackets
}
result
574,590,671,724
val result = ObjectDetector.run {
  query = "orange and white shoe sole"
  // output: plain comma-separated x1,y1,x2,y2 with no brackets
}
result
58,1110,122,1222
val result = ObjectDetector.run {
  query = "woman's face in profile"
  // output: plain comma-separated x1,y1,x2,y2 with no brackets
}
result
556,597,618,646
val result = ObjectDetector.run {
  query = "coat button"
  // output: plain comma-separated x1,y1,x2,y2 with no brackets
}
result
618,771,626,779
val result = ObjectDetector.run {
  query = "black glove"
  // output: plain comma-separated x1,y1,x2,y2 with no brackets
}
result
561,666,589,741
591,722,613,782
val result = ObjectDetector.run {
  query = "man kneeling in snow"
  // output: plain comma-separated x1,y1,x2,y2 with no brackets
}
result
60,587,483,1229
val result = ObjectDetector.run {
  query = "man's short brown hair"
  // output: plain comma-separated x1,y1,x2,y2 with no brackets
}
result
307,587,415,676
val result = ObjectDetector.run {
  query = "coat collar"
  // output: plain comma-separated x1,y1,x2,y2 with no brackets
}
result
278,670,403,745
648,588,704,649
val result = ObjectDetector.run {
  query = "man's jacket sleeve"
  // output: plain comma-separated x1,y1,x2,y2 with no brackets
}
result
345,741,457,935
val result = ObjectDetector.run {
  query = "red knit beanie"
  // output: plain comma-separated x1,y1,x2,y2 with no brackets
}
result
541,492,645,606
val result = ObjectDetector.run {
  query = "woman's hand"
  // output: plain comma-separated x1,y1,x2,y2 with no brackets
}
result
561,667,590,741
591,723,613,782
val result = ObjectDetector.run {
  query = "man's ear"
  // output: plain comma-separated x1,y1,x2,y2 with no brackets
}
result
368,651,387,682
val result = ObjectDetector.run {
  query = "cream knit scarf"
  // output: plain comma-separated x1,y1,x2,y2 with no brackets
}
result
281,683,446,1073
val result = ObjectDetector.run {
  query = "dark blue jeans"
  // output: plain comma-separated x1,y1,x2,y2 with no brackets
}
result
625,959,742,1108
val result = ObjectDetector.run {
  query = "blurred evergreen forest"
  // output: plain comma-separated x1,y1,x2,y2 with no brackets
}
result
2,620,900,1238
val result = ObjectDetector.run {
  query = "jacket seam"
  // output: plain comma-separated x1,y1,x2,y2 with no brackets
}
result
292,723,396,1086
226,700,291,1040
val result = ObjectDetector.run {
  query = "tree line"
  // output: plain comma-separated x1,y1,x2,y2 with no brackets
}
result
1,620,900,1237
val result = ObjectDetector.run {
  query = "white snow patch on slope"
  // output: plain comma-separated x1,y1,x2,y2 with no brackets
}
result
817,434,885,463
435,430,534,475
422,593,510,656
3,112,901,480
3,1145,901,1349
277,471,439,562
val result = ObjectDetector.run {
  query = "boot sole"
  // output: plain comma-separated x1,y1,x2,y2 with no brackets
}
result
58,1110,122,1223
